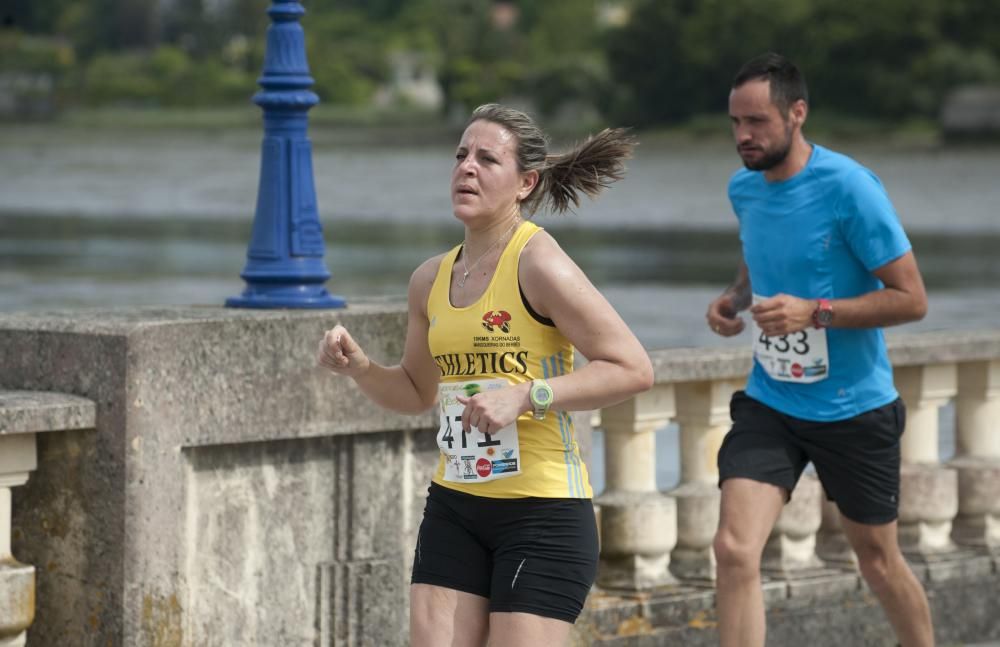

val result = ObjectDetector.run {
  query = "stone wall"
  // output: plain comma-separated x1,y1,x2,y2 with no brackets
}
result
1,305,438,646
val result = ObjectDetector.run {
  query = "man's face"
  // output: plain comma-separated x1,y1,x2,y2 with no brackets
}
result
728,79,796,171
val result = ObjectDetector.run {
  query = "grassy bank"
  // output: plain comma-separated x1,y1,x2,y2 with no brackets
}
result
8,105,946,149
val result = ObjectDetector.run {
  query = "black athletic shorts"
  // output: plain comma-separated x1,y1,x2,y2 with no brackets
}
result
717,391,906,525
410,482,599,623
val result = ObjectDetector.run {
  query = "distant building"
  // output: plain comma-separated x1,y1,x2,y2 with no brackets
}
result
941,85,1000,138
491,1,520,30
0,72,55,119
597,0,631,27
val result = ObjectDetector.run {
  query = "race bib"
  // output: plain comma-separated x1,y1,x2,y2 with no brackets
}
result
750,294,830,383
437,379,522,483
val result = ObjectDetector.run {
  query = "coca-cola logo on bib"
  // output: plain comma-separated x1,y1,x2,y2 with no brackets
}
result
476,458,492,477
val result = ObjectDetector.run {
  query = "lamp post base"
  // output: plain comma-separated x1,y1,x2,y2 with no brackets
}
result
226,285,346,309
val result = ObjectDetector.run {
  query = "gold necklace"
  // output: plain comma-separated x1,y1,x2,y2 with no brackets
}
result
458,218,520,288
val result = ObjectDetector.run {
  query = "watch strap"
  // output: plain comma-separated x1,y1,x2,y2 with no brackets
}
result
813,298,833,328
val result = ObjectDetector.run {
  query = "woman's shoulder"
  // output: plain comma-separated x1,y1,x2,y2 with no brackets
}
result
518,227,583,302
520,226,571,271
411,252,448,287
407,252,449,313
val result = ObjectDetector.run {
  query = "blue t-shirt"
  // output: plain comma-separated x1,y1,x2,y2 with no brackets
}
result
729,144,911,422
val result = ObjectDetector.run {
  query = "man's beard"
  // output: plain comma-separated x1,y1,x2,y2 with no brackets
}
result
739,125,793,171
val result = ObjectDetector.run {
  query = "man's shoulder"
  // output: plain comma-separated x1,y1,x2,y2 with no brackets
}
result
808,144,872,182
808,144,891,210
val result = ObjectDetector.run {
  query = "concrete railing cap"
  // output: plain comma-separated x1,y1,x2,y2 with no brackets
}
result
0,391,97,435
648,329,1000,383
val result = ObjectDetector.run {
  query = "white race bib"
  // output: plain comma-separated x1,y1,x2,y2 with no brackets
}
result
437,379,522,483
750,294,830,384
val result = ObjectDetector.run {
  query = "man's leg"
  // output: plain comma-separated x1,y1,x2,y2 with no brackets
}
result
410,583,490,647
840,517,934,647
714,477,787,647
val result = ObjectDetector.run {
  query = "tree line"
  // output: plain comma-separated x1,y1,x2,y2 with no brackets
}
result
2,0,998,125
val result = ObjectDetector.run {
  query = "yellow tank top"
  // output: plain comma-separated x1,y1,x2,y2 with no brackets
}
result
427,220,593,499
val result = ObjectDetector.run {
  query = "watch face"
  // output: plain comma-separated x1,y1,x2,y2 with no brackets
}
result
530,384,552,406
817,309,834,326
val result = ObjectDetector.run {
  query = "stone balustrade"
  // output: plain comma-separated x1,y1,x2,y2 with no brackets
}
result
582,330,1000,642
1,307,998,646
0,391,95,647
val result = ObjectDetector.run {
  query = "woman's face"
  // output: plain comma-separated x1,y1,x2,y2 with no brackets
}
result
451,119,534,226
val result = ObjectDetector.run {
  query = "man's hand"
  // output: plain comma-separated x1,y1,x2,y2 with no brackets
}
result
750,294,815,336
707,292,746,337
317,325,371,378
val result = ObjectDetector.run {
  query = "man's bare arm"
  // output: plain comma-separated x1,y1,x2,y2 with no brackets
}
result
824,251,927,328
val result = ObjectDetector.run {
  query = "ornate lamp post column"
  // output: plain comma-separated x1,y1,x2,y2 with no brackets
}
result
227,0,345,309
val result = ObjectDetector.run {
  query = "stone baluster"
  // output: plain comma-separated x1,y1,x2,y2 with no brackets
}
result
762,473,824,575
596,385,677,589
0,434,36,647
951,360,1000,550
669,379,742,581
817,499,858,569
894,364,959,556
0,392,95,647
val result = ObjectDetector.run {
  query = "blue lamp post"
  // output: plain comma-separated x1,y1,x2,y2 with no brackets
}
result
227,0,345,309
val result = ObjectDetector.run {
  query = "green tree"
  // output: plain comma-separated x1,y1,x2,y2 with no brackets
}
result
519,1,610,118
395,0,512,111
608,0,1000,125
306,9,390,106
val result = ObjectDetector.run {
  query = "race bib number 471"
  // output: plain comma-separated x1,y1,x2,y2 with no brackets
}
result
437,379,522,483
750,294,830,384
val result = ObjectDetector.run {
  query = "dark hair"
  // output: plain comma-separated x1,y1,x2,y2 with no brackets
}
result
467,103,636,215
732,53,808,114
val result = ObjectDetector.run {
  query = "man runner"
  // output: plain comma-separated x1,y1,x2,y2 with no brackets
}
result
706,52,933,647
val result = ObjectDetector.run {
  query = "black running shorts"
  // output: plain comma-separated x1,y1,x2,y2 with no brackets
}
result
718,391,906,525
411,482,599,623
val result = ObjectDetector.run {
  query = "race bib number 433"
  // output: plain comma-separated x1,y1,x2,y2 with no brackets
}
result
437,379,522,483
750,294,830,384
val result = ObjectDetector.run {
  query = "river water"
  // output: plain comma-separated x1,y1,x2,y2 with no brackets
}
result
2,123,996,491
